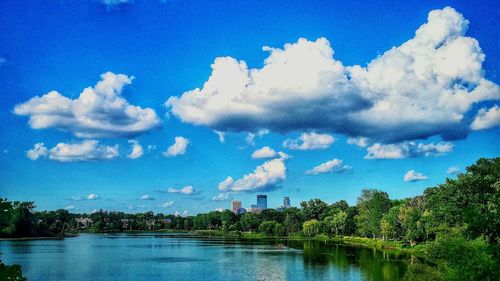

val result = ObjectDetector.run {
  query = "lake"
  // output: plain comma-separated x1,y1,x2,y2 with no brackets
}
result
0,233,420,281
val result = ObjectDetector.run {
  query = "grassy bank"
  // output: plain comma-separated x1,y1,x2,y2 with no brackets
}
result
194,230,427,256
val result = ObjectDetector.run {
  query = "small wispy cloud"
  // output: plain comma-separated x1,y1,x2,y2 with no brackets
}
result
167,185,194,195
139,194,154,200
158,201,175,208
305,159,351,175
404,170,428,182
447,166,460,175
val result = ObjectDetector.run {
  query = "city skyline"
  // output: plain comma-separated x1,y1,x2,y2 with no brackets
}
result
0,0,499,215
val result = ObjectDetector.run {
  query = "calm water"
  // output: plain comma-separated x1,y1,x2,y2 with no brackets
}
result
0,233,417,281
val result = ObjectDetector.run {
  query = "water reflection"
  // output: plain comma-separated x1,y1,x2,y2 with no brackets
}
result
0,233,435,281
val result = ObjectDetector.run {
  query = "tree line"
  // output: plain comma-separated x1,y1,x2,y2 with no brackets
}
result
1,158,499,280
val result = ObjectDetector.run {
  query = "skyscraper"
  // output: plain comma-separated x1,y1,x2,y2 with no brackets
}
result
257,195,267,210
283,197,291,208
231,200,241,213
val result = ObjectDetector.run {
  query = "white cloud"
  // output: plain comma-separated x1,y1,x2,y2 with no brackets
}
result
277,151,291,160
163,136,189,157
283,132,335,150
416,142,454,156
71,196,83,201
87,193,99,200
139,194,154,200
251,146,277,159
365,141,453,159
166,7,499,143
221,157,287,192
167,185,194,195
447,166,460,174
404,170,429,182
158,201,175,208
147,144,157,152
245,129,269,146
347,137,369,148
214,130,225,143
27,143,49,160
49,140,119,162
470,105,500,130
14,72,160,138
182,210,189,217
214,208,224,212
218,177,234,191
212,192,232,201
28,141,119,162
65,205,75,210
305,158,351,175
127,140,143,159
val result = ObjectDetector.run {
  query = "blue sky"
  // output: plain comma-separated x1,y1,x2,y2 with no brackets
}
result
0,0,498,215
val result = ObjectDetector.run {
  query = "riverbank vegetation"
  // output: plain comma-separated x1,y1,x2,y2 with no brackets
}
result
1,158,498,280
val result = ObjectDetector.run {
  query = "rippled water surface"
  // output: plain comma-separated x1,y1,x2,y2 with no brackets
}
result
0,233,416,281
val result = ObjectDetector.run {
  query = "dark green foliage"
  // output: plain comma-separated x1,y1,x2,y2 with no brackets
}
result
300,199,329,221
282,207,303,235
0,261,27,281
355,189,391,238
426,228,499,281
424,158,500,242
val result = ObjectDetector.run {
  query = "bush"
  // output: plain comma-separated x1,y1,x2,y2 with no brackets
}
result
426,229,498,281
0,262,27,281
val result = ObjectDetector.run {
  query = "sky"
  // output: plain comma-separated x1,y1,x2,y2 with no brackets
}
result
0,0,498,215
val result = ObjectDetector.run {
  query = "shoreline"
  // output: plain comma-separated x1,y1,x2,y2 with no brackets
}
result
0,236,65,241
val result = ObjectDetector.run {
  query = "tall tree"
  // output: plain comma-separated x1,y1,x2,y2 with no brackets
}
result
424,158,500,241
355,189,391,238
300,199,329,221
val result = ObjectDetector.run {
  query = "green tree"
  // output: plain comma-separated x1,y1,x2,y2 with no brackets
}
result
424,158,500,242
240,213,260,231
260,209,284,223
11,202,36,237
323,210,347,237
258,221,278,235
300,199,329,221
426,228,498,281
302,219,321,237
0,199,14,236
380,206,401,240
0,261,27,281
399,197,426,245
355,189,391,238
283,207,303,235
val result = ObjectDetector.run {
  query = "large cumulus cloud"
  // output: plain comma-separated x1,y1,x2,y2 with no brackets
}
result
15,72,161,138
166,7,499,143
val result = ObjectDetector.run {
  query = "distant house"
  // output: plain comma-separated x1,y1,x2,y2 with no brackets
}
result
75,217,93,228
120,219,133,229
145,219,155,230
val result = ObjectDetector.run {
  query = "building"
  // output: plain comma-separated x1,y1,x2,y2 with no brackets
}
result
257,195,267,210
236,207,247,215
231,200,242,213
249,205,262,214
75,217,93,229
283,197,291,208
